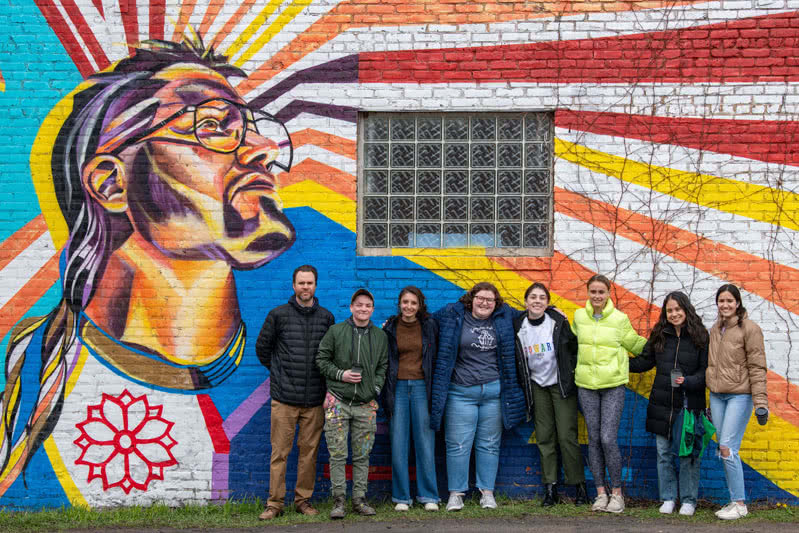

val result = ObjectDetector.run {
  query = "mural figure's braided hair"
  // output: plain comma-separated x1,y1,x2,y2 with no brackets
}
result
0,34,243,496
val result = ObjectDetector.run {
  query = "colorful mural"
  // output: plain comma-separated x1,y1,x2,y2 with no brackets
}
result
0,0,798,508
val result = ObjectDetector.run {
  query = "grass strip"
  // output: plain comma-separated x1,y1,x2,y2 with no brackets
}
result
0,495,796,532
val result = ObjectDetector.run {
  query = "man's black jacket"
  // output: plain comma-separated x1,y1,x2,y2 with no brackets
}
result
256,296,335,407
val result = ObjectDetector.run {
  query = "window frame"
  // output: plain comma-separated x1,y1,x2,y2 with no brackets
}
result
356,111,555,257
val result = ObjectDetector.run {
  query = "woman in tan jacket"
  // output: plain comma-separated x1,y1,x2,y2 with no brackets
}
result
706,284,767,521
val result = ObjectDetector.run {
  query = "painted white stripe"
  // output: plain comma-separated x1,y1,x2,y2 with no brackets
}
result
554,212,799,380
0,233,57,310
292,147,356,176
555,128,799,190
263,81,799,123
51,0,99,72
553,157,799,268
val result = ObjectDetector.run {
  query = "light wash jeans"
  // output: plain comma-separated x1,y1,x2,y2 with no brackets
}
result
390,379,440,504
709,392,753,502
444,379,502,492
655,409,700,505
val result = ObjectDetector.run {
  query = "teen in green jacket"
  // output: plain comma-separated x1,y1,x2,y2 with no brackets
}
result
316,289,388,519
572,275,646,515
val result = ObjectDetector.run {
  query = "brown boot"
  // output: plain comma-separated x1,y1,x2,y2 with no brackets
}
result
295,501,319,516
258,506,282,520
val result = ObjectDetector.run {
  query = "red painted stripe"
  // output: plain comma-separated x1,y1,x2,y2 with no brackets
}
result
556,110,799,167
196,394,231,454
34,0,95,78
359,11,799,84
91,0,103,17
59,0,110,71
322,464,396,481
119,0,140,55
149,0,166,41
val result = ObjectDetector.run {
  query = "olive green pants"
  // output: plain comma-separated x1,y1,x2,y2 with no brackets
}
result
532,382,585,485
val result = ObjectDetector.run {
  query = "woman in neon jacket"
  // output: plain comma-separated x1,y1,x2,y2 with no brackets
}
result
572,274,646,514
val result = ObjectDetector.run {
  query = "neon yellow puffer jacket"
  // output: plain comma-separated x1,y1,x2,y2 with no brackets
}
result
572,299,646,390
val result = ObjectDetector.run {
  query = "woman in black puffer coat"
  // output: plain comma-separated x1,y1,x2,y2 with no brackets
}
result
629,291,708,517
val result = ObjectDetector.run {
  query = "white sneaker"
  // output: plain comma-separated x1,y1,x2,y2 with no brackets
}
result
591,493,609,512
717,502,748,520
479,490,497,509
605,494,625,514
714,502,736,517
659,500,675,514
679,503,696,516
394,503,410,512
424,502,439,512
446,492,464,512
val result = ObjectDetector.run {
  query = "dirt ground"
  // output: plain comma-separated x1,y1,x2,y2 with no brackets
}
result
66,515,799,533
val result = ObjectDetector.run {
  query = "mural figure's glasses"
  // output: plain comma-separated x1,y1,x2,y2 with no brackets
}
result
110,98,293,172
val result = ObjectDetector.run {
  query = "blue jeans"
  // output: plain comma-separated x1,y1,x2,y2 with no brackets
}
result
709,392,753,502
390,379,440,504
655,410,700,504
444,379,502,492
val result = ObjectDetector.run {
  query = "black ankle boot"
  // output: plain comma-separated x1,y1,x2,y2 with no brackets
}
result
574,482,588,505
542,483,559,507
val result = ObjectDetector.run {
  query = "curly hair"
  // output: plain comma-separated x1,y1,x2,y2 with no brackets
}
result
650,291,709,353
397,285,429,320
459,282,504,311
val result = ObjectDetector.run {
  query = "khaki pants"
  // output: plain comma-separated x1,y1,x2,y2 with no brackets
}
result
268,399,324,509
323,393,379,499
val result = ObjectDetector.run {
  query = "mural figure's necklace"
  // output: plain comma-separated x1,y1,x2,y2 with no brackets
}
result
78,312,246,393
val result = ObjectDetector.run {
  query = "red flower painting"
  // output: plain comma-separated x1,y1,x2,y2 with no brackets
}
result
74,390,178,493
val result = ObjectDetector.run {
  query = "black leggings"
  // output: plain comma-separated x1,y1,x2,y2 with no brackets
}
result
578,385,625,489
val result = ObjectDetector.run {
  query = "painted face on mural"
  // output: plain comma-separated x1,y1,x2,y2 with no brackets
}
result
108,65,295,269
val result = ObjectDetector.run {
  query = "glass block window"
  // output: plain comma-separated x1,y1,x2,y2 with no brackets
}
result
359,113,553,254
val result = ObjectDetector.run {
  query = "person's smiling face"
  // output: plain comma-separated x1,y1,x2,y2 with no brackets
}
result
665,297,686,329
716,290,739,320
350,295,375,326
588,281,610,313
119,65,295,269
526,287,548,319
471,290,497,320
400,291,420,323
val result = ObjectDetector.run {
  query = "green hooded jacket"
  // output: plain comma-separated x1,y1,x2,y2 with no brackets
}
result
572,299,646,390
316,318,388,405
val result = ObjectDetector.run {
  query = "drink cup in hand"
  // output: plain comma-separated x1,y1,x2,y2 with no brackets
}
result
670,369,683,387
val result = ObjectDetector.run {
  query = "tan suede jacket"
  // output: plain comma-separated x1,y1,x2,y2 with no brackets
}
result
706,314,768,409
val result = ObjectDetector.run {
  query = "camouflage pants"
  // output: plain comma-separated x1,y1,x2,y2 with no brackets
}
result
323,392,378,499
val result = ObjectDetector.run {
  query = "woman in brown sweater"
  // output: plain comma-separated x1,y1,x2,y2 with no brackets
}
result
706,284,767,521
382,286,440,511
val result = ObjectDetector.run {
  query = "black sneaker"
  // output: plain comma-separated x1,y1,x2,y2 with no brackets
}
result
542,483,559,507
352,497,376,516
330,496,347,519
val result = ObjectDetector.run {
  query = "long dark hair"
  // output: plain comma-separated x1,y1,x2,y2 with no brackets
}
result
460,281,504,311
0,35,242,497
397,285,429,320
650,291,709,353
716,284,746,327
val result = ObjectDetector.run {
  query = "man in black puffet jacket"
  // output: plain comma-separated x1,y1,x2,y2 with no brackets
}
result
255,264,335,520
